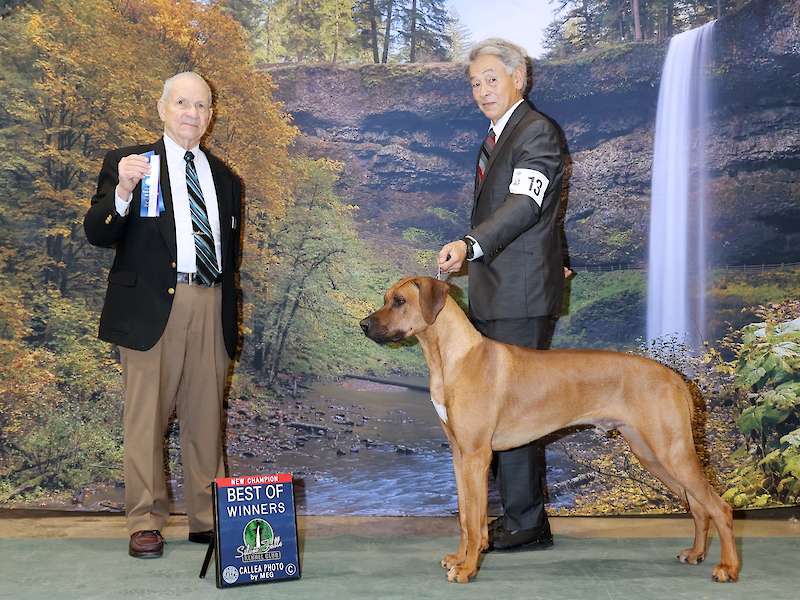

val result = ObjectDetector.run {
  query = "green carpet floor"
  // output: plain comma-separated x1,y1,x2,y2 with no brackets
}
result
1,536,797,600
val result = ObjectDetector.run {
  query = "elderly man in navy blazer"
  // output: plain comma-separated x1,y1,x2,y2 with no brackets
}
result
85,72,242,558
438,39,566,552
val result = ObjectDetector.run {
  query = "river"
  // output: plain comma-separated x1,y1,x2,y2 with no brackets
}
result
232,377,580,516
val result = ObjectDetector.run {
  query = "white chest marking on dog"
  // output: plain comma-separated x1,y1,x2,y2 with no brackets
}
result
430,396,448,423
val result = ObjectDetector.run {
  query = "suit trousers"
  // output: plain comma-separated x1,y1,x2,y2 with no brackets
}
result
471,316,556,532
120,283,229,535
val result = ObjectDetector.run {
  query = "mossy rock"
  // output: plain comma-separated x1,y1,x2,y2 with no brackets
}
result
563,289,646,347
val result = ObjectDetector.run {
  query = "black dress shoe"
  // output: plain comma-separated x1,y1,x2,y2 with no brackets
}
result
188,530,213,544
129,530,164,558
481,517,503,553
488,521,553,552
489,517,503,534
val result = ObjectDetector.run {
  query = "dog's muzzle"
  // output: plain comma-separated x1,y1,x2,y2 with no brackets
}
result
360,314,403,344
359,316,372,336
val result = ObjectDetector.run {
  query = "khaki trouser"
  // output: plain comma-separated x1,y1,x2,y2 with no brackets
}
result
120,283,229,535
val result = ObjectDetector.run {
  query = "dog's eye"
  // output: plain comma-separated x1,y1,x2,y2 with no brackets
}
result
393,296,405,307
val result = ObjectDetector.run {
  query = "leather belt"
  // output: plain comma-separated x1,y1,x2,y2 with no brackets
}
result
176,272,221,287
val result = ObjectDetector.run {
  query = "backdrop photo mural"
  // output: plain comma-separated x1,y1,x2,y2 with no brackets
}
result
0,0,798,517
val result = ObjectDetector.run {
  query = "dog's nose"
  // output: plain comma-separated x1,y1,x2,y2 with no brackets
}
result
359,317,371,335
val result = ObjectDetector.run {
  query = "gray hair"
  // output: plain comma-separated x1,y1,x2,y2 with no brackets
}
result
160,72,213,105
466,38,529,91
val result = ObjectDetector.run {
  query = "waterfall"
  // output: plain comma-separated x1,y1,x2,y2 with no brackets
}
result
647,21,714,348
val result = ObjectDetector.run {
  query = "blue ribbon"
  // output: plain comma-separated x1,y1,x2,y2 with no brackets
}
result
140,150,165,217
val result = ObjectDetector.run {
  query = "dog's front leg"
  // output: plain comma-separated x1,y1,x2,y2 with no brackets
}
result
441,431,468,570
446,447,492,583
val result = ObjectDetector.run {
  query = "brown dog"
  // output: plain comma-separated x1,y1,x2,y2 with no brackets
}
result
360,276,739,584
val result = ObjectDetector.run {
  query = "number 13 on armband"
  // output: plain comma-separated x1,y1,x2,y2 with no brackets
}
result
509,168,550,207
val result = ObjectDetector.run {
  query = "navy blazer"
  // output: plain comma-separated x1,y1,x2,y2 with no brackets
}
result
84,137,242,357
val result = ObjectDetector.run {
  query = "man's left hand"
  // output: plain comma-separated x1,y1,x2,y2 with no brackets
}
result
438,240,467,274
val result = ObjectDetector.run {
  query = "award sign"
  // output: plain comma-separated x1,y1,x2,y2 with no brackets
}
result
212,473,300,588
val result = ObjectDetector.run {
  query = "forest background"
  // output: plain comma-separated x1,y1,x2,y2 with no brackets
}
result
0,0,798,516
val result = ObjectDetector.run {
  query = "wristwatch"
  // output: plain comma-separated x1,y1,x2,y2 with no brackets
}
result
462,236,475,261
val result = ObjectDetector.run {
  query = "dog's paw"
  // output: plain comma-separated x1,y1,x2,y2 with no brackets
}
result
446,564,476,583
677,548,705,564
711,563,739,583
440,553,464,569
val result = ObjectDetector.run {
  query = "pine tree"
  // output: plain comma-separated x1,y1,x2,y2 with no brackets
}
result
320,0,358,63
217,0,285,63
353,0,398,64
399,0,450,63
445,10,473,62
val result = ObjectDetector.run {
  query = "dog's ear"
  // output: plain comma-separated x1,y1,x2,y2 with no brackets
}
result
415,277,450,325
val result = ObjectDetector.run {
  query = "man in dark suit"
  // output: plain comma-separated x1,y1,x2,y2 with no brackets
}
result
438,39,565,552
84,72,242,558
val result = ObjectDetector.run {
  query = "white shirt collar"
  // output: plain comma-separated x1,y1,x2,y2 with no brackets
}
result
490,99,525,139
163,133,200,159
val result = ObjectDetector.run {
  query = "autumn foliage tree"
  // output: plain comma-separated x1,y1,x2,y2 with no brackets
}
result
0,0,296,500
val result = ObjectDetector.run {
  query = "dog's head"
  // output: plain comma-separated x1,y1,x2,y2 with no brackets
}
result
359,276,450,344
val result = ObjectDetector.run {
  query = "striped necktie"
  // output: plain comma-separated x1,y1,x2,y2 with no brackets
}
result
184,151,220,286
477,128,496,185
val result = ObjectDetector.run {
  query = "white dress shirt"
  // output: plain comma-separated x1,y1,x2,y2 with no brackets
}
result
115,134,223,273
466,99,526,261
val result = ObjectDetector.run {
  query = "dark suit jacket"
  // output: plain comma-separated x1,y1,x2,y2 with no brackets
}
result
468,102,564,321
84,138,242,358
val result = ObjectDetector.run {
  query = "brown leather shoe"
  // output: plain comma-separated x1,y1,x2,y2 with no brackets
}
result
129,530,164,558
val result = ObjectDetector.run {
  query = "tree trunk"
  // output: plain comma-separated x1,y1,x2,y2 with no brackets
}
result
665,0,674,38
295,0,302,62
267,292,303,386
265,12,271,59
261,288,293,382
265,247,343,385
252,321,264,371
382,0,393,64
632,0,642,42
368,0,380,63
332,6,340,63
409,0,417,62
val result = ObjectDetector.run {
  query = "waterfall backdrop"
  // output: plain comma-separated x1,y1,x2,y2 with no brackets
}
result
647,21,714,348
0,0,798,517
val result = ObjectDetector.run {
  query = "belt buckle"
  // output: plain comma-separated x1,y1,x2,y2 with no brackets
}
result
178,271,218,287
177,272,198,286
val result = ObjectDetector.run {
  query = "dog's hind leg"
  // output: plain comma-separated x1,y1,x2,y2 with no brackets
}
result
624,420,739,582
666,455,739,582
619,425,710,565
678,496,711,565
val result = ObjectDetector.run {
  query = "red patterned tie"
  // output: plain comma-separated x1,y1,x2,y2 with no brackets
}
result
477,128,496,184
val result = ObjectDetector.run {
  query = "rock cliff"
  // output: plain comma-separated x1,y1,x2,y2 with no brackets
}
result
266,0,800,268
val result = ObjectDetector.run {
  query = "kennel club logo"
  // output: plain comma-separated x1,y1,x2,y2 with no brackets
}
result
212,473,300,588
238,518,282,561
